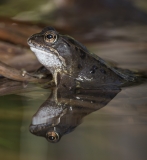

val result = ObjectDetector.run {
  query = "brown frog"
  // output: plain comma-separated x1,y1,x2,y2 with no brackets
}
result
27,27,136,90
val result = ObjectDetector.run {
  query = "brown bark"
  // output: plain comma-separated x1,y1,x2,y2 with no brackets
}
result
0,61,50,83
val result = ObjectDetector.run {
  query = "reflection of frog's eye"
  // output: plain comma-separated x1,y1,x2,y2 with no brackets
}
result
46,131,60,143
45,32,57,43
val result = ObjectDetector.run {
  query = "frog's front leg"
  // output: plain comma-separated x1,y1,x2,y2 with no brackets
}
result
22,66,51,79
54,72,76,91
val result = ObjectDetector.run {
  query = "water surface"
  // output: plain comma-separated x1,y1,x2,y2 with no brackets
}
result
0,73,147,160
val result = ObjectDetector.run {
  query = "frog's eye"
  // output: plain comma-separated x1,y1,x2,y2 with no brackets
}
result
46,131,60,143
44,32,57,43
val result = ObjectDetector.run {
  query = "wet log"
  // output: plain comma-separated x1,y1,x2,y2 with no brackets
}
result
0,60,50,83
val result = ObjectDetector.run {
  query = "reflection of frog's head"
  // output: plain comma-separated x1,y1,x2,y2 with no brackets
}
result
30,124,61,143
29,97,78,143
29,115,77,143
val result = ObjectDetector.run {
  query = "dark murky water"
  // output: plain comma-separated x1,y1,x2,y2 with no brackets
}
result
0,46,147,160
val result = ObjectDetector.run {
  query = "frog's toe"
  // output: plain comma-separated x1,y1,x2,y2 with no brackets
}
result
21,69,27,77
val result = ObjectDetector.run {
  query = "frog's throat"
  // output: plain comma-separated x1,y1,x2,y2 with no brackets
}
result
30,47,66,71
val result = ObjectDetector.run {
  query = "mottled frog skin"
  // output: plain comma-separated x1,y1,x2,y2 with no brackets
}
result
27,27,135,90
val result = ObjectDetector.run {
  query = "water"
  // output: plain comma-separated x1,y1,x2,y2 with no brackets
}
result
0,72,147,160
0,85,146,160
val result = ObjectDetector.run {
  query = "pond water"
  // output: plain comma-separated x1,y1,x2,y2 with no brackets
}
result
0,43,147,160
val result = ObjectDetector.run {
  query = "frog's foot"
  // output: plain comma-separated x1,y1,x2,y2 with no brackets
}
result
21,69,46,79
21,69,28,77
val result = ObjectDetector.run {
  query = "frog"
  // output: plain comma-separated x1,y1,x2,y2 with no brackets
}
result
27,27,136,90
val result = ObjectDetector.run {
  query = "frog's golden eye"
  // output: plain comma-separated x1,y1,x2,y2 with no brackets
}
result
46,131,60,143
44,32,57,43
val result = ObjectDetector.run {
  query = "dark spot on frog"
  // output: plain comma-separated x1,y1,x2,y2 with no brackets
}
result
92,100,96,103
78,64,82,69
79,49,86,59
100,68,106,74
90,65,98,74
75,46,78,51
62,84,66,88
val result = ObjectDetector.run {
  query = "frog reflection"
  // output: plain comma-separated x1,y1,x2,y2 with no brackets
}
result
29,87,120,143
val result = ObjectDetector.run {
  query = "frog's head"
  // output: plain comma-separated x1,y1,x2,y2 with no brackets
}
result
27,27,74,72
28,26,88,74
28,27,66,73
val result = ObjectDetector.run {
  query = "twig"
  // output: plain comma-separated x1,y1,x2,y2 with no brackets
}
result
0,61,50,83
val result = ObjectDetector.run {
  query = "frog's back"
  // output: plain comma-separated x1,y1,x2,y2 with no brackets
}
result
61,35,138,87
72,36,137,82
